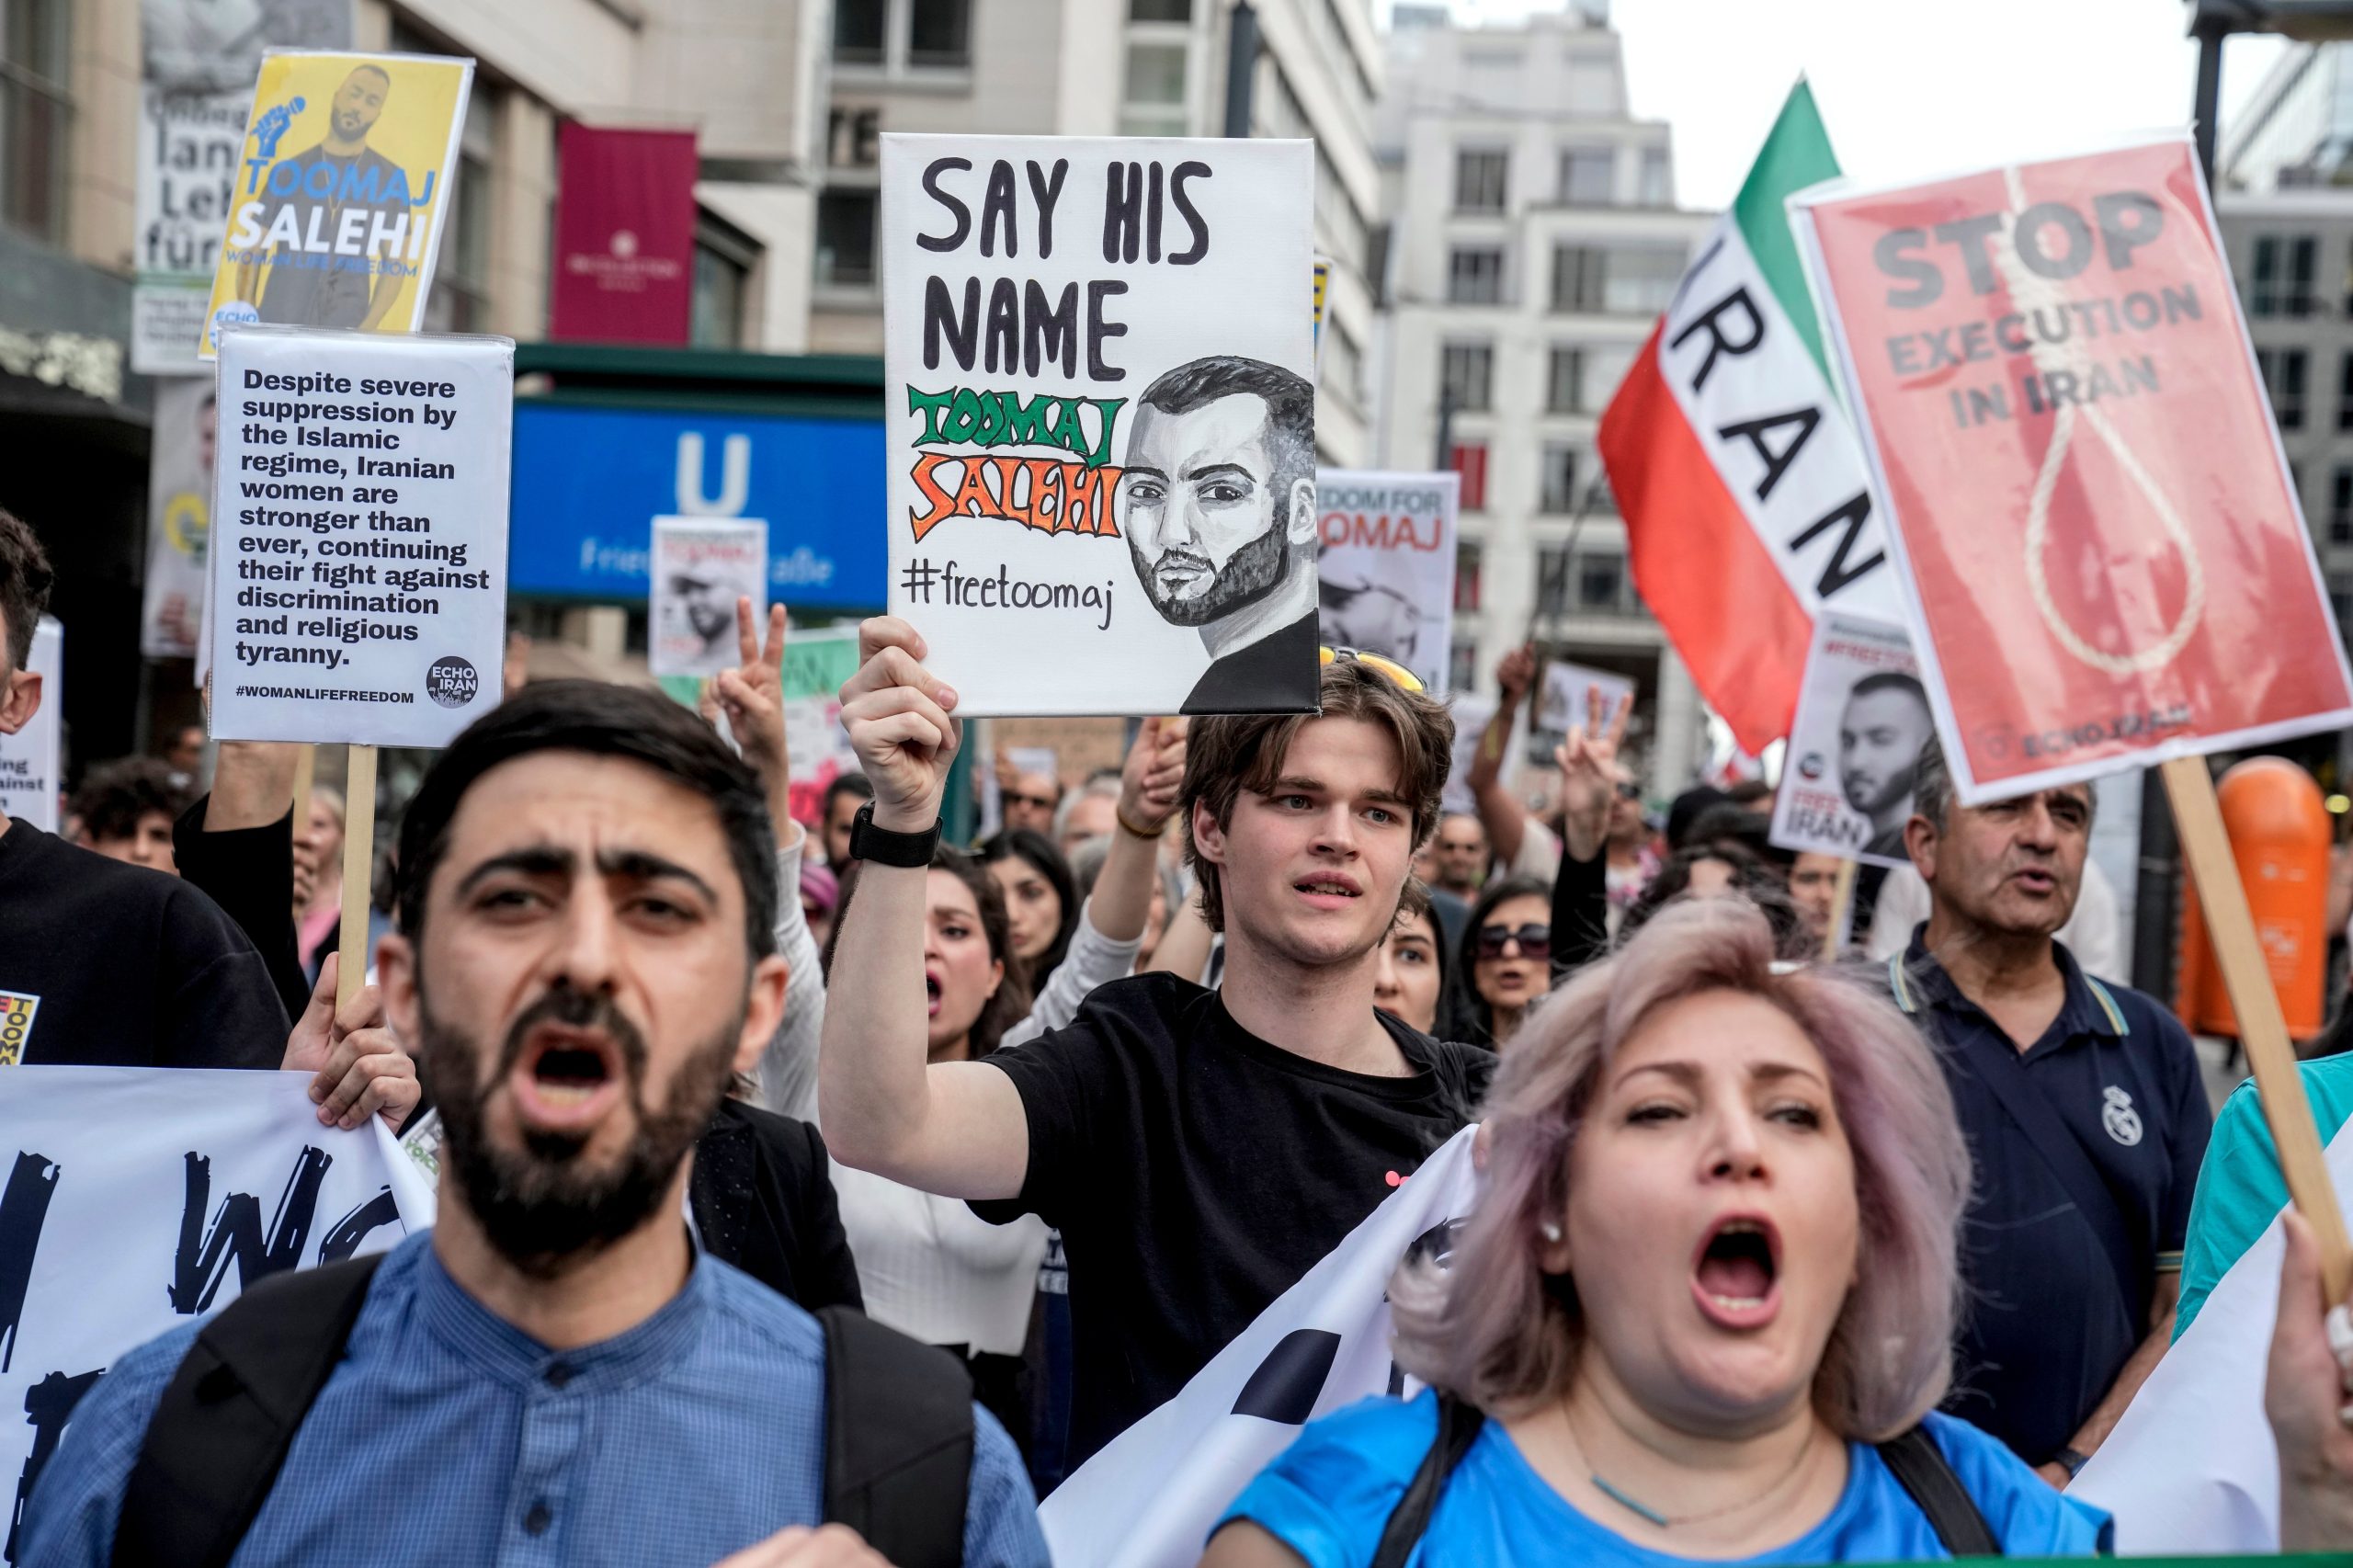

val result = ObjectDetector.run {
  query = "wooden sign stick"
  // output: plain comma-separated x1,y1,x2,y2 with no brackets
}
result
335,744,377,1010
1823,858,1858,962
2162,755,2353,1301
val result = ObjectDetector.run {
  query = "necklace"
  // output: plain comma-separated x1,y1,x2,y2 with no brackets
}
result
1561,1397,1821,1531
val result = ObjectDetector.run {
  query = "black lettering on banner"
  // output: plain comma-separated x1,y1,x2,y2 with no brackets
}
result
1930,212,2005,297
9,1368,102,1565
1026,159,1069,259
1790,491,1884,598
1167,162,1211,265
1231,1329,1341,1425
319,1187,402,1265
1024,281,1078,378
980,159,1020,257
1874,228,1941,309
916,157,974,253
168,1147,333,1315
1716,407,1822,503
925,277,982,372
1668,288,1765,393
0,1153,61,1375
1086,281,1129,381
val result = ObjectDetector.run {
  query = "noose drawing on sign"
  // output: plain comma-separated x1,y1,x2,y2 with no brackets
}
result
1997,165,2206,676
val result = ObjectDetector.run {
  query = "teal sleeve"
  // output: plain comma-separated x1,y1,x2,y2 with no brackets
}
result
2177,1080,2292,1342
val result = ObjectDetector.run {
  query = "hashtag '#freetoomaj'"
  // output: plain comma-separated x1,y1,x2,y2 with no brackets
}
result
900,558,939,601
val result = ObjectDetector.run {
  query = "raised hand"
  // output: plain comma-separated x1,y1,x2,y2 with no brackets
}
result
1119,717,1188,835
712,597,793,829
1495,642,1538,703
2270,1210,2353,1549
837,617,961,833
1554,683,1633,863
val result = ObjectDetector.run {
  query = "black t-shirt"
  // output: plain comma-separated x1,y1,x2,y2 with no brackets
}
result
972,971,1492,1464
171,796,313,1022
1180,609,1319,715
0,821,289,1068
691,1098,864,1313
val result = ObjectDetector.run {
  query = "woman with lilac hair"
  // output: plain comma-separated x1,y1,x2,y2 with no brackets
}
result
1203,901,2113,1564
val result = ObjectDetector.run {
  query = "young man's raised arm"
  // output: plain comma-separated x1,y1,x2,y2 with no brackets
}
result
818,617,1031,1200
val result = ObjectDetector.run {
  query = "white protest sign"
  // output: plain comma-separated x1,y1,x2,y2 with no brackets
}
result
650,516,767,678
1768,613,1929,869
0,619,61,832
1440,691,1494,818
881,135,1318,717
779,624,864,828
1040,1127,1479,1568
207,326,513,744
1535,659,1633,738
1315,470,1459,694
0,1068,435,1557
141,380,212,659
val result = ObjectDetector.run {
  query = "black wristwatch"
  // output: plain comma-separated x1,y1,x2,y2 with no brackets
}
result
2052,1447,2090,1481
847,801,941,869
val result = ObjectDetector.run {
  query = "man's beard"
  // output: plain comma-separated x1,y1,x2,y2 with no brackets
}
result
424,983,738,1279
1132,516,1292,628
335,110,368,139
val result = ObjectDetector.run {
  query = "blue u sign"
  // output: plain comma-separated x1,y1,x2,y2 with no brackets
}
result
508,403,887,608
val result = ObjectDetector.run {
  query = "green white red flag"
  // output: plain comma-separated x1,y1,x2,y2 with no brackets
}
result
1597,82,1900,753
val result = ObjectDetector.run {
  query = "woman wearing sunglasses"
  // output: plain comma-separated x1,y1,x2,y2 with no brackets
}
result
1458,875,1552,1050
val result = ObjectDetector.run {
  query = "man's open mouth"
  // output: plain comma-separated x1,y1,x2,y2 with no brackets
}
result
507,1026,624,1133
1690,1214,1782,1328
1294,873,1362,907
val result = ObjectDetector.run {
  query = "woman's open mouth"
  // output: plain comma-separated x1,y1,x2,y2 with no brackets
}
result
1689,1214,1782,1330
925,968,944,1019
507,1025,624,1135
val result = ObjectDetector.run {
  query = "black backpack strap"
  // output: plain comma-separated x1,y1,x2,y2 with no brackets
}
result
1876,1424,2000,1557
112,1255,385,1568
817,1305,972,1568
1368,1392,1486,1568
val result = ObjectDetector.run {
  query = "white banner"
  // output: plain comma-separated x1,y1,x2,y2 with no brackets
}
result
142,380,213,659
651,516,767,678
1535,659,1633,741
881,135,1318,717
0,1068,435,1562
1040,1127,1479,1568
0,619,60,834
207,326,513,744
1314,470,1459,695
1768,613,1927,869
2069,1115,2353,1551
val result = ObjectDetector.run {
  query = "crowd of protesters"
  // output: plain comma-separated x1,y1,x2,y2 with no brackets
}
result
5,500,2353,1564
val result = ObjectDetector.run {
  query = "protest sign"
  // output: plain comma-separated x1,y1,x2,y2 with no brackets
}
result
1039,1127,1478,1568
1534,659,1634,740
0,1068,435,1562
199,50,473,359
650,517,767,678
1790,134,2353,802
1768,614,1926,869
0,620,61,833
1439,690,1495,817
779,625,863,827
1315,470,1458,693
550,124,699,345
1597,82,1899,756
132,0,351,375
207,325,513,746
881,134,1318,716
140,380,214,659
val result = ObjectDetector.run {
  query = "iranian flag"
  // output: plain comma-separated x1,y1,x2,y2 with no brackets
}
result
1597,83,1900,753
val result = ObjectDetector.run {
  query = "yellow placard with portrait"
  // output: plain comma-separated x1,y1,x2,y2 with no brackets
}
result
198,50,474,358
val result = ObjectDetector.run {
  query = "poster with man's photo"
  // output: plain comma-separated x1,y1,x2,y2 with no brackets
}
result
1769,613,1933,869
1315,470,1457,694
140,379,214,658
881,134,1317,715
650,516,767,678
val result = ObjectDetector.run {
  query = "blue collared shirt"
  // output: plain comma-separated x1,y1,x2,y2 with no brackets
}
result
1890,930,2211,1467
20,1233,1048,1568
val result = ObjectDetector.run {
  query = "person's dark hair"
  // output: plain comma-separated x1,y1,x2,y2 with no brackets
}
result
979,828,1080,988
819,845,1033,1058
1453,874,1552,1048
1849,671,1929,710
1685,802,1789,869
1183,658,1453,934
348,62,392,87
1137,355,1316,528
1664,784,1730,851
1622,842,1805,957
0,508,54,675
824,772,875,818
1724,778,1774,807
1395,875,1451,1006
1909,734,2091,840
71,757,188,843
395,681,779,959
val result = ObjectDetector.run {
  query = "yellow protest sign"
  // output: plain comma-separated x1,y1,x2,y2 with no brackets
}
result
199,50,473,358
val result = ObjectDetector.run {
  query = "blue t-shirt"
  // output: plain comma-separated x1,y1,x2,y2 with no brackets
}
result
1217,1392,2111,1565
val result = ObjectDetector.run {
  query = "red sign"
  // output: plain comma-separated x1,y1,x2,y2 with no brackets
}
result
1793,137,2353,801
551,124,699,344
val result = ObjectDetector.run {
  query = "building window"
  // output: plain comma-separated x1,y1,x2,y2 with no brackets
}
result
1547,347,1584,413
1455,149,1508,214
1540,445,1579,513
834,0,886,62
1454,540,1483,612
1131,0,1191,16
1441,342,1493,412
1449,246,1505,304
1557,147,1613,205
1554,343,1636,411
1120,40,1189,137
2260,347,2309,430
1603,247,1684,315
691,217,757,348
1536,546,1569,615
1638,146,1672,206
1578,551,1626,610
2338,352,2353,432
816,188,879,288
1538,548,1631,615
835,0,970,74
0,0,71,244
1449,640,1478,692
426,89,496,333
908,0,972,68
2253,234,2316,318
2332,572,2353,631
1450,441,1489,511
2333,467,2353,546
1552,245,1602,312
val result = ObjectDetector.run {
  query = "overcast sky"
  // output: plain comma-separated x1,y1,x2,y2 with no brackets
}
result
1393,0,2294,209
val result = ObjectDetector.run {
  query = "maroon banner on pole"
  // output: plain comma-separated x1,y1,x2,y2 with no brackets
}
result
551,123,699,344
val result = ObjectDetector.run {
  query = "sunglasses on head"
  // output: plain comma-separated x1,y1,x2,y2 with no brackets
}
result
1476,922,1552,960
1319,645,1426,692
